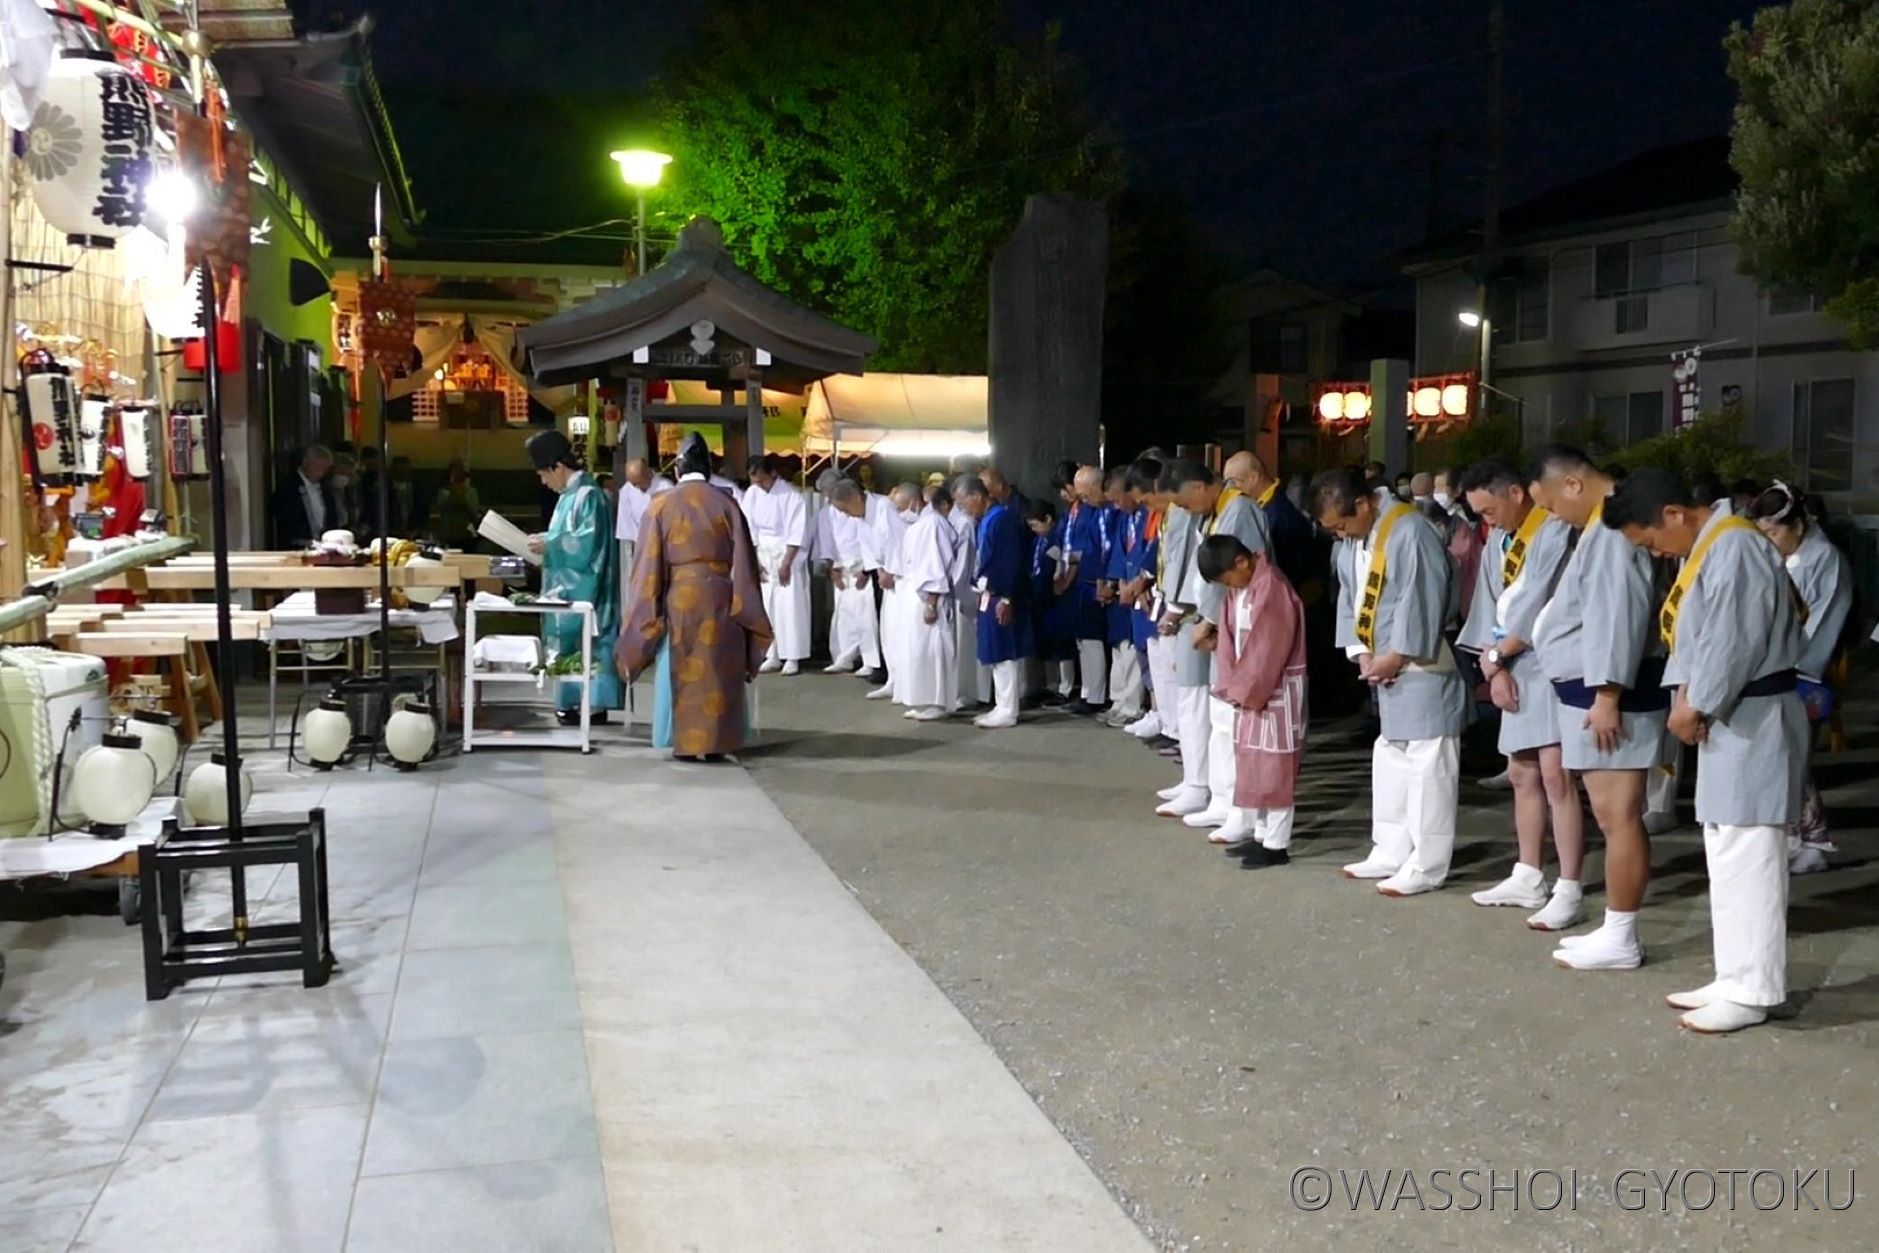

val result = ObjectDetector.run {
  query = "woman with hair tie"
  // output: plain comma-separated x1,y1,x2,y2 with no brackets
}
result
617,433,772,761
1746,480,1855,874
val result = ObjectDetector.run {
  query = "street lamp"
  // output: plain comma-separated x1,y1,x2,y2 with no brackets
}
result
611,149,672,276
1458,308,1492,388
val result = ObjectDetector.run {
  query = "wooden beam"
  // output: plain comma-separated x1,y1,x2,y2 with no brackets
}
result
96,618,263,642
70,632,192,658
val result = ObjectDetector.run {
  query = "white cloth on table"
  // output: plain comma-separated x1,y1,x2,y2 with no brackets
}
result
264,591,459,645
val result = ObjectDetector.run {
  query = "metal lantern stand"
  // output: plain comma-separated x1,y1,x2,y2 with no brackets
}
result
138,262,334,1001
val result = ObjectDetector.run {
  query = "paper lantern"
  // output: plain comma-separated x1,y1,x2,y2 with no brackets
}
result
181,321,243,375
24,52,155,248
22,361,80,485
1317,392,1342,421
385,699,437,771
122,710,179,781
184,751,252,826
1343,390,1372,421
302,697,351,770
1441,383,1471,417
356,279,416,368
72,730,159,835
167,408,208,480
119,407,155,480
77,397,109,479
1413,387,1442,418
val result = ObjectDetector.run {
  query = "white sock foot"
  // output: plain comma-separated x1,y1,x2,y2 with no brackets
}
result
781,661,800,676
1155,783,1187,802
1126,713,1162,739
1551,929,1642,971
1471,865,1548,909
1526,882,1586,932
865,683,895,700
911,706,948,722
1679,1000,1768,1034
823,654,859,674
1665,981,1726,1011
974,710,1018,729
759,659,782,674
1789,845,1830,875
1207,814,1251,844
1377,868,1443,897
1183,805,1230,830
1156,788,1210,818
1342,856,1402,880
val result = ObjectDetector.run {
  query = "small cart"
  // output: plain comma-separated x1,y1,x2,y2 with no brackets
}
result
461,598,596,754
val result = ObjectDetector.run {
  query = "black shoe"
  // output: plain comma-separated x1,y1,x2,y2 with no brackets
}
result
1021,695,1045,711
1221,838,1263,857
861,669,888,686
1039,691,1070,708
1065,700,1106,717
1239,846,1290,868
556,709,609,726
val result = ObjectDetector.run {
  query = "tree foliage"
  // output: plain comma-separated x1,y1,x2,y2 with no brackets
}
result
1609,408,1792,483
655,0,1123,372
1726,0,1879,346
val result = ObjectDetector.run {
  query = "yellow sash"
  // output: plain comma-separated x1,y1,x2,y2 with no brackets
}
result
1203,485,1242,536
1255,480,1278,508
1661,515,1756,650
1502,506,1552,587
1354,502,1415,650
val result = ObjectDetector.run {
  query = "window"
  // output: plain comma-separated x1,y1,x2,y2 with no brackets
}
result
1793,379,1855,491
1593,390,1666,446
1593,233,1697,298
1768,286,1821,317
1491,261,1549,343
1277,322,1308,374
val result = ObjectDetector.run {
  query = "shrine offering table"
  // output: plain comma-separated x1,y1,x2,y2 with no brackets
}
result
262,593,460,747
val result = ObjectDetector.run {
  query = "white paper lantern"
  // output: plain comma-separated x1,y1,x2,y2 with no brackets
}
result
1441,384,1472,417
1343,390,1371,421
385,699,436,771
302,697,351,770
22,369,80,484
184,751,252,826
77,397,109,479
25,51,156,249
403,548,447,605
122,710,180,782
119,406,154,480
167,409,207,480
73,731,158,834
1413,386,1443,419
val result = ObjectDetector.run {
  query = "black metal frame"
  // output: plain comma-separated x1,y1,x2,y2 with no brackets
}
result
138,810,333,1000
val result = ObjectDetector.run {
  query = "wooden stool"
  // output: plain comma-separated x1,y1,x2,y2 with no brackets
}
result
70,632,198,743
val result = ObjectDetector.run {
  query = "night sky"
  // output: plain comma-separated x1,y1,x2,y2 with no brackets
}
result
314,0,1766,284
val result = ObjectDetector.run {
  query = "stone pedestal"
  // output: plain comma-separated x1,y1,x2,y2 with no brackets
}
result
988,196,1107,498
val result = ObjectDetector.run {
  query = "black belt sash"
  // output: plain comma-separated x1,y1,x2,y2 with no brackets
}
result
1552,656,1671,712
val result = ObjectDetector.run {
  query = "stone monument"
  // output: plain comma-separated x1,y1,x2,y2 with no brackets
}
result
988,195,1107,498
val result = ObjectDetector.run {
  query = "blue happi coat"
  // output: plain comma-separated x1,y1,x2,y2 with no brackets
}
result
974,502,1035,664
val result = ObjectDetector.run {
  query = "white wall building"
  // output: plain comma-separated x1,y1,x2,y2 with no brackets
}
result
1406,138,1877,498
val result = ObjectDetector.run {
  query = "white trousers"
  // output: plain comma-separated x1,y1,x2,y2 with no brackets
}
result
1146,635,1179,712
878,583,907,680
1235,807,1295,850
1174,684,1211,791
1206,694,1237,815
1077,639,1109,704
956,600,990,705
1052,659,1076,698
834,576,882,669
757,546,811,662
1369,736,1460,883
1108,642,1144,718
1704,823,1788,1006
991,660,1023,722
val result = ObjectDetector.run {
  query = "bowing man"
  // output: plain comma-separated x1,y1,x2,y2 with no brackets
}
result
1119,457,1165,738
864,483,923,700
818,470,883,678
1528,445,1668,973
1196,535,1308,865
1101,466,1150,728
1170,458,1272,841
1312,467,1465,896
1459,457,1587,932
956,475,1032,728
1604,468,1808,1034
946,476,992,710
741,455,810,676
895,485,961,721
1063,466,1113,715
1152,471,1212,819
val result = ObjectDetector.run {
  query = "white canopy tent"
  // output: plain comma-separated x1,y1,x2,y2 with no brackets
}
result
801,373,990,459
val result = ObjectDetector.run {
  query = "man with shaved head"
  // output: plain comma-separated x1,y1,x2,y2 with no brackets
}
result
1061,465,1114,714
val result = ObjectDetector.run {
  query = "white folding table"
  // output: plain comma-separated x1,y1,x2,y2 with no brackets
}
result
461,598,597,754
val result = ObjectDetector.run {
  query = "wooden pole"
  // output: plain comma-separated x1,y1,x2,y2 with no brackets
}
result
1,153,26,629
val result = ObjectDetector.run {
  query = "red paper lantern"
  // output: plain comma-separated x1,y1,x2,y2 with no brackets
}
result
181,321,242,374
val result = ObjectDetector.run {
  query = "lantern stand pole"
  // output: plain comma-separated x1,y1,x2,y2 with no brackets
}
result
198,265,247,859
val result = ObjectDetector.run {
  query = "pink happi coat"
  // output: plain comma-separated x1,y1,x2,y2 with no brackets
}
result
1212,559,1308,809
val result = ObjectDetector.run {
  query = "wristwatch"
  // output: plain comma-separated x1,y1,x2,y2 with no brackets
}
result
1484,647,1504,669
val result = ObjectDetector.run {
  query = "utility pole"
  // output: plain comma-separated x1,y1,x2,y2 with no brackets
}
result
1477,0,1505,393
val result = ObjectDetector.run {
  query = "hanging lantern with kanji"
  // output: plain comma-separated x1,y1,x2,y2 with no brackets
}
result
356,279,416,370
24,51,155,249
20,350,81,485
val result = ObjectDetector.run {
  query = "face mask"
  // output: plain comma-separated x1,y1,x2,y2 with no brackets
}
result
900,508,920,524
1433,491,1453,510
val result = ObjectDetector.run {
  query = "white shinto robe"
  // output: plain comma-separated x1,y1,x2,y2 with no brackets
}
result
896,506,960,709
741,479,811,662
